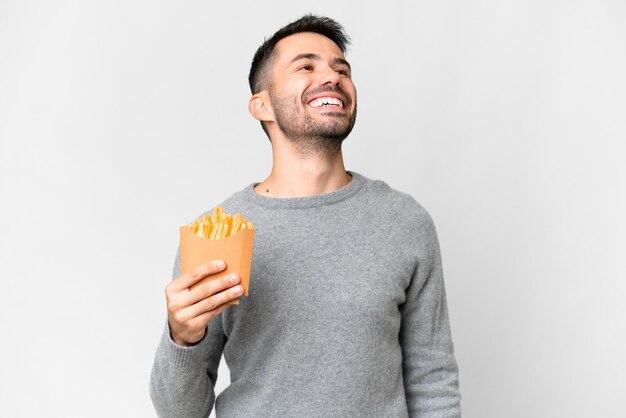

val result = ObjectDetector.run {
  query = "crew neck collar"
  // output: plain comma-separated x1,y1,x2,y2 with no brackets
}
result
243,171,365,209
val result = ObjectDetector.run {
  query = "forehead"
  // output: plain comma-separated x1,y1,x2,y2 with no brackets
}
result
273,32,345,64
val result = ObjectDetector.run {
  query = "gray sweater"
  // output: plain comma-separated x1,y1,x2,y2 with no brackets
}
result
150,172,461,417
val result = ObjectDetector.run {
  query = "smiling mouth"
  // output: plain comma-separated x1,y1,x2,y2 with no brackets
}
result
307,96,344,109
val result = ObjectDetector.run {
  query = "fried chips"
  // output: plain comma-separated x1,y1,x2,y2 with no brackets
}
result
188,207,254,240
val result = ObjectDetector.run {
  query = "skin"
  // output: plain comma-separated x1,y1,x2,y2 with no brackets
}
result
166,260,243,346
249,32,357,197
167,32,358,346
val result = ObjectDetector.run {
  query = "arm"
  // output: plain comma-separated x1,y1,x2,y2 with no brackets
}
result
400,217,461,417
149,320,225,418
149,252,243,418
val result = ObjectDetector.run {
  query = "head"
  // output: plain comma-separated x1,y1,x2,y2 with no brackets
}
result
248,15,357,156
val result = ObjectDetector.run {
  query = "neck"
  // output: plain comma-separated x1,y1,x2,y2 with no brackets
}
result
254,137,352,198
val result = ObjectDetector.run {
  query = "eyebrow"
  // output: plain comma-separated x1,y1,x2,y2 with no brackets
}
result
290,53,352,71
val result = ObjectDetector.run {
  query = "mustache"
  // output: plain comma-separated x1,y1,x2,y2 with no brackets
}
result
303,85,350,105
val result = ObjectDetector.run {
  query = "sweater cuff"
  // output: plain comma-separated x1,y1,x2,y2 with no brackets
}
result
159,323,208,369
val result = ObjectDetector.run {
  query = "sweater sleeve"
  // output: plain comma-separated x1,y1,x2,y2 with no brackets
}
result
149,250,227,418
399,215,461,417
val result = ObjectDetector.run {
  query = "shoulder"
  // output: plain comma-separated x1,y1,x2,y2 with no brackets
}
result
355,172,440,260
219,185,252,211
185,183,254,222
356,172,436,232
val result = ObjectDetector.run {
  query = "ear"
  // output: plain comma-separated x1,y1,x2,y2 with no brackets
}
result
248,91,275,123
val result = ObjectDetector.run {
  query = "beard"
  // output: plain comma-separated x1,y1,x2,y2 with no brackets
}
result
269,86,357,157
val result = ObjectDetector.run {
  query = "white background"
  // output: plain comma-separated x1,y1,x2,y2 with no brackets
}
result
1,1,625,417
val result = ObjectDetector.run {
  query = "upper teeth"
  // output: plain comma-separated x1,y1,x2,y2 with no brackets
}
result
310,97,343,108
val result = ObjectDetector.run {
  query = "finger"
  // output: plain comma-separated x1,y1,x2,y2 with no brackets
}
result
185,273,241,306
191,304,229,329
170,260,226,291
170,288,236,327
184,285,243,319
167,273,239,316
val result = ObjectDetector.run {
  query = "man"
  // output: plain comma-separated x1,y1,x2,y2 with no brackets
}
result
150,15,461,417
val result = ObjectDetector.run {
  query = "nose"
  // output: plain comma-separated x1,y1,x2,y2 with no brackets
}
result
319,65,341,86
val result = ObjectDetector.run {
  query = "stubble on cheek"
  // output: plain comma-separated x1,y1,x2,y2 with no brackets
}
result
269,89,355,157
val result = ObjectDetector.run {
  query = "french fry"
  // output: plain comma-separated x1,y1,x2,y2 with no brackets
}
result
180,207,255,304
231,213,243,236
210,221,220,240
189,207,253,240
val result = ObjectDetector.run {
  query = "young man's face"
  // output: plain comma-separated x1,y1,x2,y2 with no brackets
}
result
267,32,357,143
